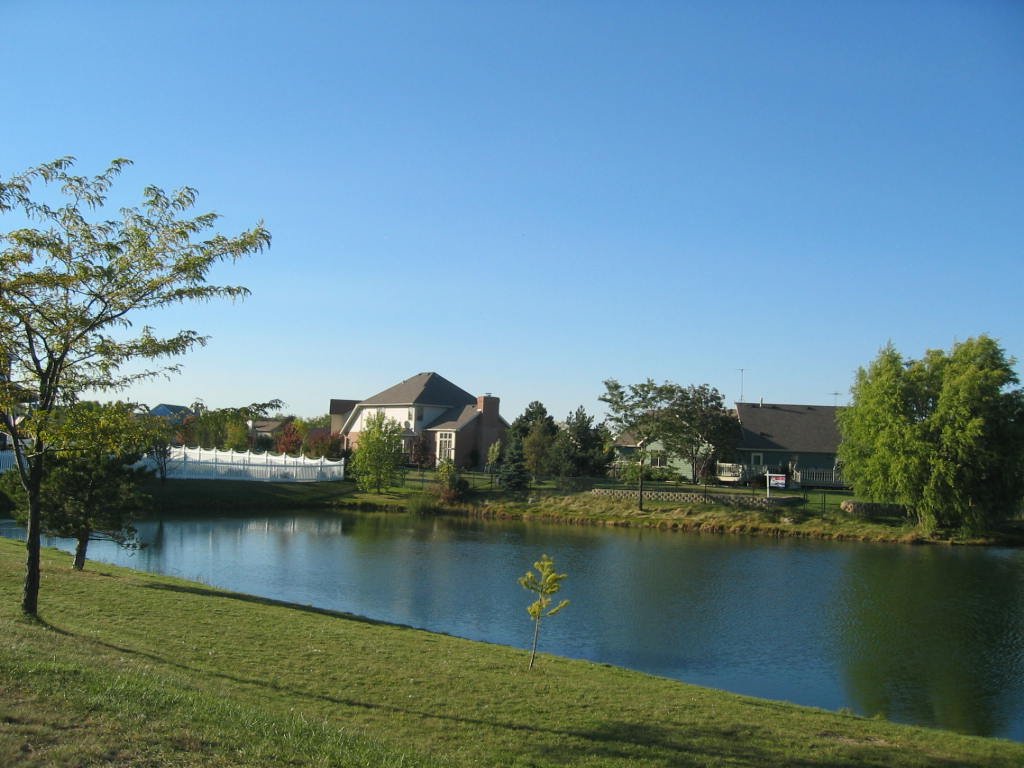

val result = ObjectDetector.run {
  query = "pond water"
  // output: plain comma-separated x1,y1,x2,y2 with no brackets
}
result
3,511,1023,741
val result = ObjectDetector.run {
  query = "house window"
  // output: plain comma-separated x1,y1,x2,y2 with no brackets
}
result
649,451,668,468
415,407,423,421
438,432,454,461
751,453,763,467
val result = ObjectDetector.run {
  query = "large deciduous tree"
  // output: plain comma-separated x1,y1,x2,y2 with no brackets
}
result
0,156,269,615
838,336,1024,534
600,379,678,510
660,384,737,483
601,379,739,505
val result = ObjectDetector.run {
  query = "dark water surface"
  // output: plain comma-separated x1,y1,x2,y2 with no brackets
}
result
4,511,1023,740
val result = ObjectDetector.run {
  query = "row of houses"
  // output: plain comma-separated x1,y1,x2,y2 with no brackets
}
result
328,372,844,486
3,370,846,486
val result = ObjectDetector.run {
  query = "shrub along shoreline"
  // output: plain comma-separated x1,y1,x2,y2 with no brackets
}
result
2,538,1022,767
140,478,1024,547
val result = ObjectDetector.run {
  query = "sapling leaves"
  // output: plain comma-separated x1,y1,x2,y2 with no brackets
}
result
519,553,569,670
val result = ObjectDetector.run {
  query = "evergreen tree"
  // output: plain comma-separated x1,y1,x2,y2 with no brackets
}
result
499,433,531,497
510,401,557,442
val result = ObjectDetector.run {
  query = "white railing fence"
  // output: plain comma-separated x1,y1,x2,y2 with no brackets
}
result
2,446,345,483
794,467,846,488
142,446,345,483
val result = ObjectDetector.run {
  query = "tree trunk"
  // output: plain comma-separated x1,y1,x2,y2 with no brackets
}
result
528,616,541,671
22,493,41,615
73,531,90,571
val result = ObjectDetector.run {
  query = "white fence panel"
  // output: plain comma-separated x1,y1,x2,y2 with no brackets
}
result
145,446,345,483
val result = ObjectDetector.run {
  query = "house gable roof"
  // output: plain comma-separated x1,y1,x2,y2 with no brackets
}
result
361,372,476,409
330,398,361,416
425,404,481,432
735,402,841,454
150,403,191,419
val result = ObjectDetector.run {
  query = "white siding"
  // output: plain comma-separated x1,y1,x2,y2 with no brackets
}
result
350,406,410,431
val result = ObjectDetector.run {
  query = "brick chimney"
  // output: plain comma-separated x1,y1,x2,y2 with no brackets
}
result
476,394,499,425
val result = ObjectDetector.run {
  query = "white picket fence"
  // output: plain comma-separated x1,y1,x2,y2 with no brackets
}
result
2,446,345,483
142,446,345,483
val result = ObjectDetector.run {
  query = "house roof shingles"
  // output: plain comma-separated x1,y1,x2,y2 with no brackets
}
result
330,398,361,416
735,402,841,454
361,372,476,409
425,404,481,432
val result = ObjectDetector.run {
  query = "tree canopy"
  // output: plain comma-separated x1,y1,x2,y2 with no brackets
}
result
510,401,557,442
837,336,1024,533
0,156,269,614
601,378,738,506
551,406,613,481
660,384,736,483
2,401,157,571
351,411,404,494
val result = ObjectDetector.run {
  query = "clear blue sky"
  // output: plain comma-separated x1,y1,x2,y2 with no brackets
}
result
3,1,1022,421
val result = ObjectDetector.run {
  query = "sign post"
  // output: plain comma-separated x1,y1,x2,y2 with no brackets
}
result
766,473,786,497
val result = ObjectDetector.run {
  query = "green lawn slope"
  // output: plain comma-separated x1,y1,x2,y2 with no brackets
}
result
1,540,1021,766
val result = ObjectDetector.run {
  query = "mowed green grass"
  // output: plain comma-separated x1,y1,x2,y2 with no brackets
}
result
2,540,1022,767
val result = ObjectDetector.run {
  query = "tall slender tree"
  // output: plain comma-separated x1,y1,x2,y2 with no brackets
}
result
0,157,269,615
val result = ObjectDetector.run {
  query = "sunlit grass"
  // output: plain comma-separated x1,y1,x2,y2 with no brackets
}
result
2,539,1022,767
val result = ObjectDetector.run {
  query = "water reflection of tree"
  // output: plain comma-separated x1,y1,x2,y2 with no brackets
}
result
836,546,1024,737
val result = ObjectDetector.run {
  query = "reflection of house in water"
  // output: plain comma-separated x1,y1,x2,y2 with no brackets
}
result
717,402,845,487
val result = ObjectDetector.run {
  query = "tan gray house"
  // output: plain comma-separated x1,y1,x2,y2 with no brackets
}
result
333,372,507,468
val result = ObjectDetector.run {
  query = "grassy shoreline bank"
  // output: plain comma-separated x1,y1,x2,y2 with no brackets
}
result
2,538,1022,767
141,478,1024,547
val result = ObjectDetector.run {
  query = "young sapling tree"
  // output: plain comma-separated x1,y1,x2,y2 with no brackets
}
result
518,553,570,671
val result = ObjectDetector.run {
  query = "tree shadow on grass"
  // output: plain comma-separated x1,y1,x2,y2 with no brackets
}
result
139,581,416,630
34,616,930,768
32,587,990,768
510,718,917,768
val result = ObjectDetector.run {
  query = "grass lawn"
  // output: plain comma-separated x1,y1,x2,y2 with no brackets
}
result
2,539,1023,767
